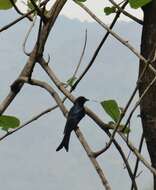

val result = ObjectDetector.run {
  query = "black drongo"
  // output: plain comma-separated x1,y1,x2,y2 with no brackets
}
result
56,96,88,152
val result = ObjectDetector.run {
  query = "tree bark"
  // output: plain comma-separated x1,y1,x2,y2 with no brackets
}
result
139,1,156,189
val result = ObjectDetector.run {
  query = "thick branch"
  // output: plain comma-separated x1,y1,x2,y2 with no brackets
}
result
0,0,68,114
39,59,156,176
28,78,112,190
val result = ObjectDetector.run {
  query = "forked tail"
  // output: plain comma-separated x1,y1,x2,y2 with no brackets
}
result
56,133,71,152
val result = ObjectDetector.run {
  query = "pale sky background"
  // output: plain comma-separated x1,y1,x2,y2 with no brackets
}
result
0,2,152,190
17,0,143,23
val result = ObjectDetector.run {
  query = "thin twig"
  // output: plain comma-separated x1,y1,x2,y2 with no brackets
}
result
72,1,128,91
0,92,137,189
73,0,156,153
40,59,156,176
87,108,156,176
0,0,49,32
0,68,138,189
3,73,112,189
30,0,47,23
93,57,152,155
93,86,138,156
102,129,138,189
108,0,143,25
73,0,156,76
75,128,112,190
9,0,33,21
22,14,37,56
0,0,68,115
131,134,144,190
0,106,57,141
124,76,156,130
73,29,88,78
29,78,112,190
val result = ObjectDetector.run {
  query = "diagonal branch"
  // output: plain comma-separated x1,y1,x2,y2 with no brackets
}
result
72,29,88,78
1,74,112,189
0,106,57,141
131,134,144,190
0,0,68,115
9,0,33,21
124,76,156,130
39,58,156,176
108,0,143,25
73,0,156,76
72,1,128,90
30,0,47,23
0,0,50,32
28,78,112,190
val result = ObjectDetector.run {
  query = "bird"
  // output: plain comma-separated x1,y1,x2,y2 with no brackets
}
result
56,96,89,152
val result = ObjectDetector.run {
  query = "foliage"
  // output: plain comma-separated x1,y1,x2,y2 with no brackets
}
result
101,100,130,134
104,6,117,15
0,0,17,10
0,115,20,132
0,0,155,189
128,0,152,9
0,0,152,14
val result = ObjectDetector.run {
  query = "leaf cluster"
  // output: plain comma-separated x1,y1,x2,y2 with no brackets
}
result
101,100,130,134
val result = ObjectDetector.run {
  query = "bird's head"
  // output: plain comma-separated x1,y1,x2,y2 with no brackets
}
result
74,96,89,106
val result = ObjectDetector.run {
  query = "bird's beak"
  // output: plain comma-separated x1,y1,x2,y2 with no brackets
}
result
85,98,89,101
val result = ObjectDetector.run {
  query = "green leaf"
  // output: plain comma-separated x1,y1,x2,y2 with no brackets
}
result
0,0,17,10
0,115,20,132
101,99,121,123
104,6,116,15
67,76,77,87
128,0,152,9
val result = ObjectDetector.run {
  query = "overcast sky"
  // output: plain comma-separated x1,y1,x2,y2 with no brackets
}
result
0,4,151,190
18,0,143,23
61,0,143,22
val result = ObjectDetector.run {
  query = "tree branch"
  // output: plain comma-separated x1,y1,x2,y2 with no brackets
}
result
72,1,128,90
0,0,68,114
73,0,156,76
39,58,156,176
131,134,144,190
108,0,143,25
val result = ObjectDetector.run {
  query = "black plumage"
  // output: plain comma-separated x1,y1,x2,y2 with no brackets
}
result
56,96,88,152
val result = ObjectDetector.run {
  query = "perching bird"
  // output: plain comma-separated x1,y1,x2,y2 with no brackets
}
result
56,96,89,152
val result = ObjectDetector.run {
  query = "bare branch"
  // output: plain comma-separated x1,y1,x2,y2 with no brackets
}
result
0,106,57,141
73,29,88,78
39,58,156,176
124,76,156,130
93,85,138,155
72,1,128,90
0,0,49,32
0,0,68,114
22,15,37,56
131,134,144,190
1,73,112,189
1,0,155,188
108,0,143,25
75,128,112,190
29,78,112,190
73,0,156,76
9,0,33,21
30,0,47,23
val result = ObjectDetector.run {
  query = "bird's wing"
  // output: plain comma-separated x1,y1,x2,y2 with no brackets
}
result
64,106,84,134
63,118,77,134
